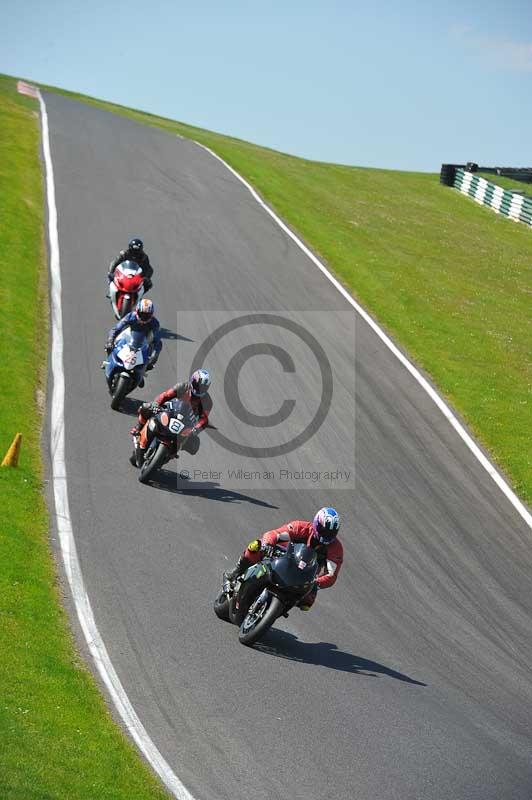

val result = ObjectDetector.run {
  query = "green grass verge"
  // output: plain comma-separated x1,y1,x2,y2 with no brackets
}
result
0,74,169,800
476,171,532,196
34,78,531,506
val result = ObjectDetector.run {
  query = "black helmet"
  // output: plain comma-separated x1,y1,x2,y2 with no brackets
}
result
129,238,144,252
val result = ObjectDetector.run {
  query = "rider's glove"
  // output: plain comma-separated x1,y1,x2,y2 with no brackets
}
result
150,401,161,414
105,342,113,354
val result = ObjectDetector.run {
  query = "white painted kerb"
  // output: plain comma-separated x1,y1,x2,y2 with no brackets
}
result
38,89,195,800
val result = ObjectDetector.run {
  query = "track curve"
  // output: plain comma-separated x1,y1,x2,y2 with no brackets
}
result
44,91,532,800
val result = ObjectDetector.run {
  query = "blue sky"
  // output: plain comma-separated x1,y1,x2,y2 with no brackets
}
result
2,0,531,171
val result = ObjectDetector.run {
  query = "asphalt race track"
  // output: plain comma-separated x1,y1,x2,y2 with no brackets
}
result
43,92,532,800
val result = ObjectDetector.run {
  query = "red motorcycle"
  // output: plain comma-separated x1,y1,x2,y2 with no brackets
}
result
109,260,146,319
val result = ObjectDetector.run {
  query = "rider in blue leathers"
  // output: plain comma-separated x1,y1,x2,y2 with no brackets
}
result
105,298,162,371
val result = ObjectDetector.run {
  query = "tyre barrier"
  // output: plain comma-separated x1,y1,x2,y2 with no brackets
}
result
441,165,532,227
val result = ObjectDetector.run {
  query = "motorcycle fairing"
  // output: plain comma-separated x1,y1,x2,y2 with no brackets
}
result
105,326,149,385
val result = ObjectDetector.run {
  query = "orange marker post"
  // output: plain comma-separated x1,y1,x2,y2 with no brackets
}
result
2,433,22,467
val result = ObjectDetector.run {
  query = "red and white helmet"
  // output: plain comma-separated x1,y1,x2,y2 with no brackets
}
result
312,507,340,544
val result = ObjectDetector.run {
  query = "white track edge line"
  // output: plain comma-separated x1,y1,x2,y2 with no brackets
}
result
39,91,195,800
194,140,532,531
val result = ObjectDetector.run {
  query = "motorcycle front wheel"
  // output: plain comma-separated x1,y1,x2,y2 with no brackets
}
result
120,296,132,318
138,441,168,484
238,594,283,646
110,374,131,410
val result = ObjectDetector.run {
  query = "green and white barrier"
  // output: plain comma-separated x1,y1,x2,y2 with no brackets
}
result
453,168,532,227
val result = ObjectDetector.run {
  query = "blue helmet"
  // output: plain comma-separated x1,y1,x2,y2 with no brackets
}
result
312,507,340,544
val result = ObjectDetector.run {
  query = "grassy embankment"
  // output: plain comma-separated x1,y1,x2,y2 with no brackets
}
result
0,74,170,800
38,81,531,506
476,171,532,196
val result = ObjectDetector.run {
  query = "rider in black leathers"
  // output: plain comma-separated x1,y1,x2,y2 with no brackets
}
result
107,238,154,291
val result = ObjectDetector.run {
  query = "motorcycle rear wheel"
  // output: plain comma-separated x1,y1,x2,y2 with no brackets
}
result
110,375,130,410
138,441,168,484
238,595,283,646
213,592,230,621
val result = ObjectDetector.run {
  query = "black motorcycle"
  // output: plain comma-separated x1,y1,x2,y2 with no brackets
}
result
214,542,319,646
132,398,198,484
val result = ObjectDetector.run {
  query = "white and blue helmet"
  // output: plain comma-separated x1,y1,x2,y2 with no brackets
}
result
312,507,340,544
190,368,211,397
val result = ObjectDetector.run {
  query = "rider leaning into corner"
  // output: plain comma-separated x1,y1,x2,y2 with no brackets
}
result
105,298,163,378
107,238,154,292
225,507,343,610
131,368,213,460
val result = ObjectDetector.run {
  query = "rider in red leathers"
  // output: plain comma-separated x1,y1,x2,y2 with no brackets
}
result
131,369,212,460
225,508,343,610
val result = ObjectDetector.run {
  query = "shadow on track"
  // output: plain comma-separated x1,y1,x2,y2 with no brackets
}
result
159,327,194,341
255,630,427,685
119,397,144,416
146,471,279,508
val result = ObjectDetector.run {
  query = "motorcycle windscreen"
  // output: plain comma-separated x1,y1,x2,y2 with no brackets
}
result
167,398,198,429
120,259,142,275
271,544,318,587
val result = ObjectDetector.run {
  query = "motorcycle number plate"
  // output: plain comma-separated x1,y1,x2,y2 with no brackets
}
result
118,345,143,367
168,418,185,435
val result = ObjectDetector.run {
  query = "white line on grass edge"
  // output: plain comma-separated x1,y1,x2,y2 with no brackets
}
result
194,141,532,531
38,91,195,800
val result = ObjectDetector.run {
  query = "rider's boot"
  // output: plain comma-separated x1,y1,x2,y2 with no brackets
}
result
132,442,145,468
224,555,251,582
130,429,142,467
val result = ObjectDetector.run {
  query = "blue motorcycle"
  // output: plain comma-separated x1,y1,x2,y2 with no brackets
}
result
103,327,150,410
